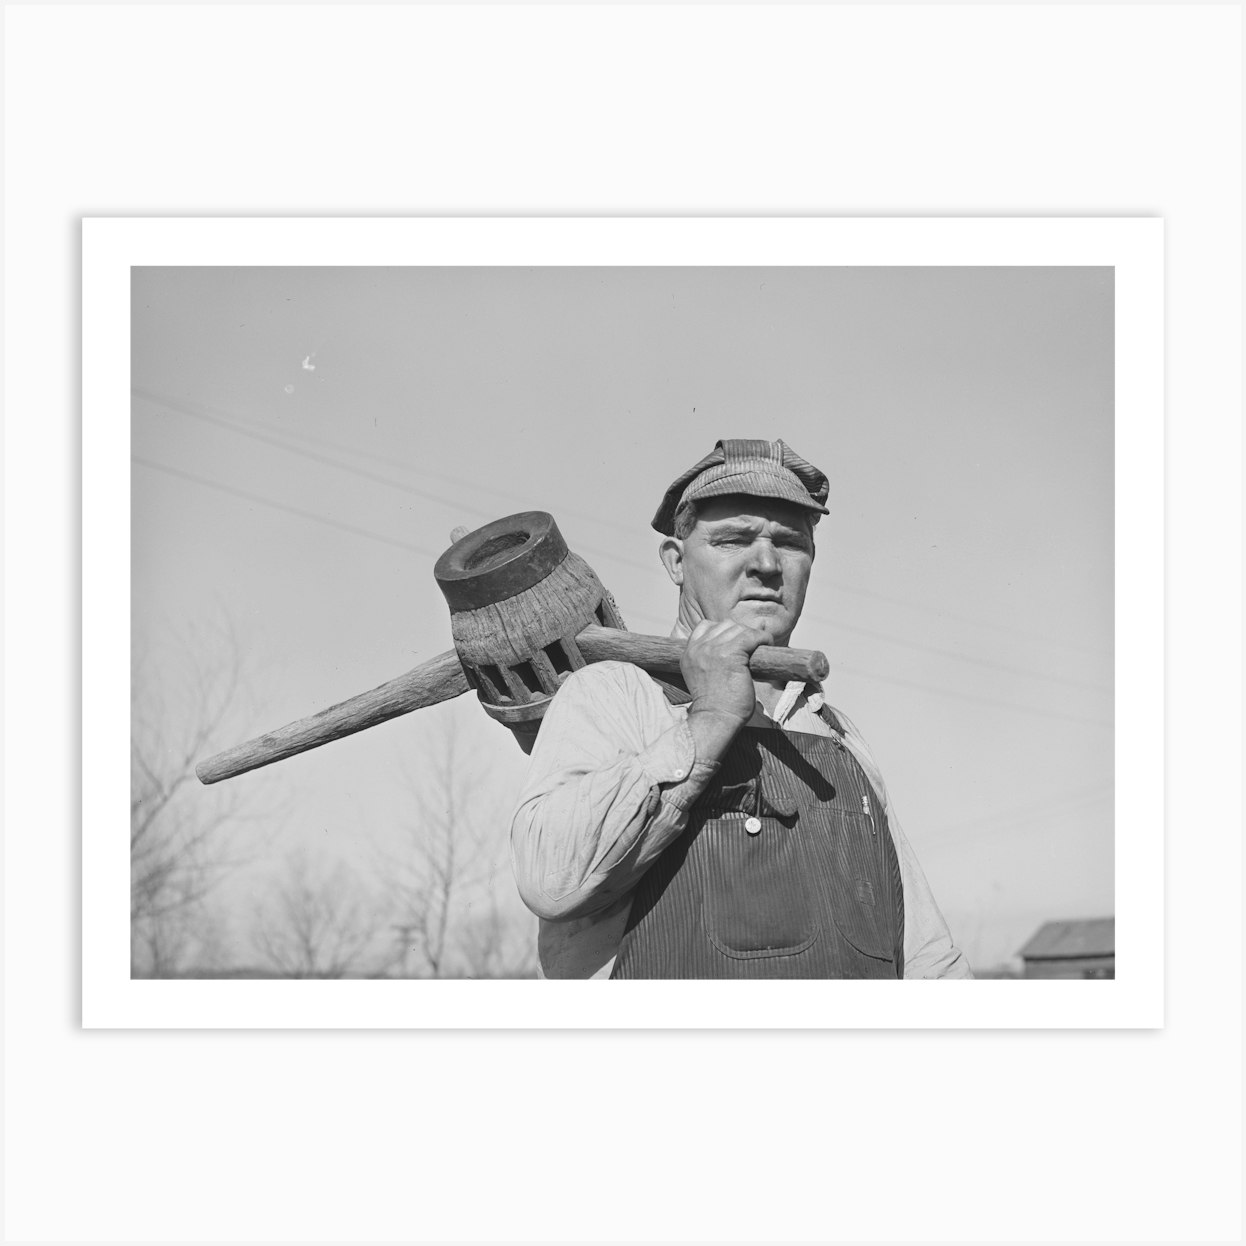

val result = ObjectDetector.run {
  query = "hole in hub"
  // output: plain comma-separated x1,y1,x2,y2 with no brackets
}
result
595,596,624,628
512,661,543,695
477,663,509,702
544,640,573,675
463,530,529,571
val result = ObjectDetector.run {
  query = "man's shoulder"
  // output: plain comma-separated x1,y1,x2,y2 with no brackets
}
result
556,659,655,694
550,660,678,712
531,660,683,756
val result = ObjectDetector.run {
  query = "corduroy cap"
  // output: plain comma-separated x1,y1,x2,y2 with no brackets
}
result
651,438,830,536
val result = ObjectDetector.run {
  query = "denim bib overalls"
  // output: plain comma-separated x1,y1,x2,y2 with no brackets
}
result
612,701,905,979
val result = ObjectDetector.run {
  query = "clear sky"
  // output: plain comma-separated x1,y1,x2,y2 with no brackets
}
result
131,265,1114,971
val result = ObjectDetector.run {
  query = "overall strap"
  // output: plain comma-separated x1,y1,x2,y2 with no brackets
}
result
651,673,693,707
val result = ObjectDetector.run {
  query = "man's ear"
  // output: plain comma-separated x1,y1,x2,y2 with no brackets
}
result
659,536,685,586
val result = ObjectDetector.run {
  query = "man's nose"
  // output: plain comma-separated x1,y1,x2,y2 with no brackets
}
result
749,541,780,575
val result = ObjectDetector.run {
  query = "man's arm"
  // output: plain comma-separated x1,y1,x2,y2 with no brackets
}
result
510,619,766,923
508,662,721,921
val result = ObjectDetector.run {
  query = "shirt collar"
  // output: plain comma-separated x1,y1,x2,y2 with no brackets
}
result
773,679,825,725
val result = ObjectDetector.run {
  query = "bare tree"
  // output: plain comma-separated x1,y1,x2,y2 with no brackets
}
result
454,889,539,980
380,714,537,979
130,616,267,977
249,847,387,978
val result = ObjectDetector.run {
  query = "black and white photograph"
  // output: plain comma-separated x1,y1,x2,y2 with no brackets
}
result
127,260,1116,988
64,219,1221,1209
80,214,1166,1033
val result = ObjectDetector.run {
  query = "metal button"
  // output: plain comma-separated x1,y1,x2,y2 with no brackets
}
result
745,816,762,835
672,768,685,779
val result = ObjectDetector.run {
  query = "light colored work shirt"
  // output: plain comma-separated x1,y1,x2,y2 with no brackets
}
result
510,659,973,980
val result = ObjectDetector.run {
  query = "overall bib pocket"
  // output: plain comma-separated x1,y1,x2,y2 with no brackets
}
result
700,815,820,959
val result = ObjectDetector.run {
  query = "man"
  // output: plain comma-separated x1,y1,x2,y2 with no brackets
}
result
510,438,970,980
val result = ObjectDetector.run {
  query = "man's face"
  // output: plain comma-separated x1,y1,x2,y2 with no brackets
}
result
662,495,816,646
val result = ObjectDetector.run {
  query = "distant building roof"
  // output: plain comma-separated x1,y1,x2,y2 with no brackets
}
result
1019,917,1115,960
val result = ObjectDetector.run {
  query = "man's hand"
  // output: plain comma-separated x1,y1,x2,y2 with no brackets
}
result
681,619,767,763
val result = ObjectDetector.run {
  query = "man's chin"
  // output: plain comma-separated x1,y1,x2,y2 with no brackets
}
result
733,604,792,643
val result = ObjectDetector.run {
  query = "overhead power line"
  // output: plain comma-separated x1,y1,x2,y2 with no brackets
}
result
132,400,1114,730
135,387,1111,688
803,609,1112,697
133,386,1110,660
133,386,552,518
822,581,1112,658
922,785,1114,851
833,662,1113,729
133,387,509,530
132,454,676,633
133,457,1107,729
133,386,671,581
132,457,443,558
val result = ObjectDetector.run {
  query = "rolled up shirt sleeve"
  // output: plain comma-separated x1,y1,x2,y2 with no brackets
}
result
509,662,717,922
